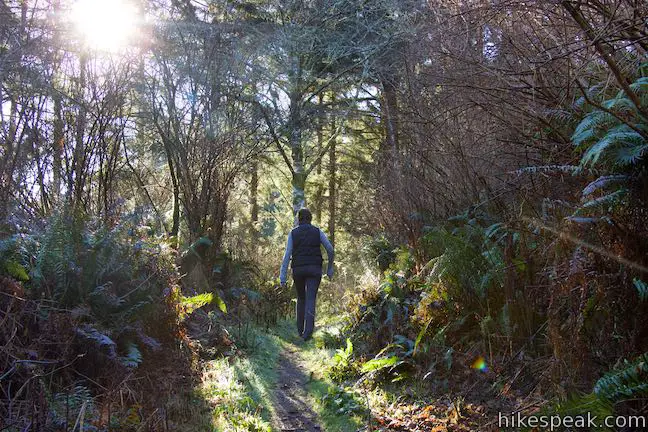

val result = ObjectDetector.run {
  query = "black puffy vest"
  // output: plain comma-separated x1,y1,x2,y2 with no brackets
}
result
291,223,323,268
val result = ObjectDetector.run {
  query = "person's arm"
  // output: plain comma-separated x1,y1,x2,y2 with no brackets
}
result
320,230,335,278
279,232,293,286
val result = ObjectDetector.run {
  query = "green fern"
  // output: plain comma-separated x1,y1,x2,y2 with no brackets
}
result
616,141,648,165
119,343,143,369
572,111,617,149
513,165,581,176
594,352,648,401
181,292,214,308
573,74,648,171
0,234,36,282
550,353,648,430
581,189,627,210
361,355,400,374
633,279,648,301
213,292,228,313
4,260,29,281
602,93,637,113
328,338,356,381
552,393,614,430
75,325,117,359
581,175,628,196
580,125,646,167
629,76,648,93
51,385,98,427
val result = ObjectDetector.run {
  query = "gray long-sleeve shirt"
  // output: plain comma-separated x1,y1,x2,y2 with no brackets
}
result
280,228,334,284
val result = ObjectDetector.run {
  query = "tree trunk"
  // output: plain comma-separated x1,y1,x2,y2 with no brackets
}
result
72,52,87,209
380,76,399,154
52,91,63,205
328,117,337,247
315,94,324,225
288,58,308,215
165,149,180,241
250,160,259,239
292,170,306,214
209,195,228,252
289,87,306,213
51,0,63,207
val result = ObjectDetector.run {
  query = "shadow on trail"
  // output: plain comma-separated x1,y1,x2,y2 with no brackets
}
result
272,345,322,431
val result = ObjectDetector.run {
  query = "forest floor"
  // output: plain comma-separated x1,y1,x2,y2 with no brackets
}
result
268,320,365,432
181,317,363,431
181,316,502,431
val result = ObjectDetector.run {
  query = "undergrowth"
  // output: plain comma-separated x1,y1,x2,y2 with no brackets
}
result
0,210,206,430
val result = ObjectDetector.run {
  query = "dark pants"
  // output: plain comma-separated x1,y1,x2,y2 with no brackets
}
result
292,265,322,340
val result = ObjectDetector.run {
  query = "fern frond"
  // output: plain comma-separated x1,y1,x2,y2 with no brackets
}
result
581,189,627,210
553,393,614,428
361,355,400,373
572,111,616,148
545,108,573,122
602,95,637,114
614,143,648,166
580,125,644,167
484,222,505,240
573,95,587,111
565,216,610,224
180,292,227,316
582,175,629,196
75,325,117,359
551,354,648,431
594,352,648,401
4,260,29,281
119,343,143,369
511,165,581,176
633,279,648,302
629,76,648,93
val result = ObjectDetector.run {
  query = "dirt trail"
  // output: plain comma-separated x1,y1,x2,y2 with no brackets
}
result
271,345,322,432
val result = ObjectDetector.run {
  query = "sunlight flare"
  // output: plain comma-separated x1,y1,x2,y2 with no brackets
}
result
471,356,488,371
70,0,139,51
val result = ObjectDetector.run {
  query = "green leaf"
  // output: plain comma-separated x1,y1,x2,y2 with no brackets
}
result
614,143,648,166
181,292,227,313
629,76,648,93
361,355,399,373
580,126,644,167
594,352,648,401
5,260,29,281
345,338,353,356
582,175,629,196
581,189,627,210
572,111,615,148
181,292,214,308
633,279,648,302
119,343,143,369
414,317,433,355
213,292,227,313
602,95,636,113
484,222,504,240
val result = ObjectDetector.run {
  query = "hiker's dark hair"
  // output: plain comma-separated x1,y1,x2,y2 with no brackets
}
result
297,208,312,223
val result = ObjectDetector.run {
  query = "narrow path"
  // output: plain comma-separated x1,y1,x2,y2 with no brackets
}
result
271,345,322,432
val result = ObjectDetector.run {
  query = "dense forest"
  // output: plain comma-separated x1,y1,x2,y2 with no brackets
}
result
1,0,647,430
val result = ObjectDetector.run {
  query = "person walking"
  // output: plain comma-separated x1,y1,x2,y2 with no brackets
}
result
280,208,334,341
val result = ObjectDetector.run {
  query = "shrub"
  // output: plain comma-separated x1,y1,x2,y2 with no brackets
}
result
0,210,195,430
